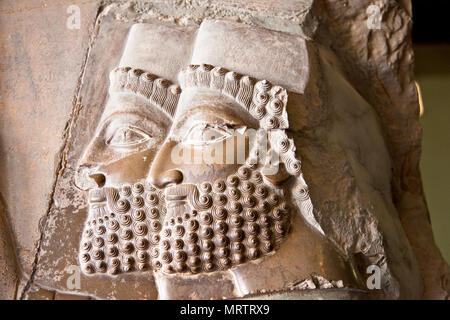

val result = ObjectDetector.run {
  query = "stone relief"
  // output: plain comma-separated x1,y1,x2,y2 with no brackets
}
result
77,66,179,275
78,63,303,275
74,21,361,298
8,0,446,301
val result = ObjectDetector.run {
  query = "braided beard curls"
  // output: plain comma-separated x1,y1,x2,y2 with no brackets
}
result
79,163,292,276
155,164,291,274
79,182,166,276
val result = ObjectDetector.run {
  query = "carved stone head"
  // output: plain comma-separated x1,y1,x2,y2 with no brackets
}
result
146,63,298,273
76,66,179,274
71,19,422,300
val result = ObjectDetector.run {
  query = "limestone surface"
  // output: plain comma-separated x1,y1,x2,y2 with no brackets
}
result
0,0,447,300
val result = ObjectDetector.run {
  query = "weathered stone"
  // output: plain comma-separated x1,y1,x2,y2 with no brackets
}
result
22,284,55,300
0,0,100,279
312,0,449,299
0,202,19,299
0,0,447,300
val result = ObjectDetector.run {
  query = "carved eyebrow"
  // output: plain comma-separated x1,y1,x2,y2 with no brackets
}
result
99,111,165,139
173,107,245,132
101,110,158,124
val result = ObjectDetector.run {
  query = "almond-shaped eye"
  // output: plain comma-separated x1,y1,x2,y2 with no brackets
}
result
107,126,152,147
183,123,233,146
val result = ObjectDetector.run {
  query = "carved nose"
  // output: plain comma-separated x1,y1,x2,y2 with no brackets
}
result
147,139,183,189
88,173,106,188
148,169,183,189
75,165,106,190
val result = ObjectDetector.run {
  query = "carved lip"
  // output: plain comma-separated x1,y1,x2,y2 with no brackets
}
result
166,194,186,201
88,188,106,203
90,203,106,209
165,184,195,201
167,200,187,208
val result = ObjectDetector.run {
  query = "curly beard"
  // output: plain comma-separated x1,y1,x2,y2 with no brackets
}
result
79,164,291,276
79,182,166,275
153,164,291,274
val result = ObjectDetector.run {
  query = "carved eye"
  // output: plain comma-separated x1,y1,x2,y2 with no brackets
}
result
183,123,234,146
107,126,151,147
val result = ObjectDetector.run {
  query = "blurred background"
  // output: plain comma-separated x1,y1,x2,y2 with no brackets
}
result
413,0,450,263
